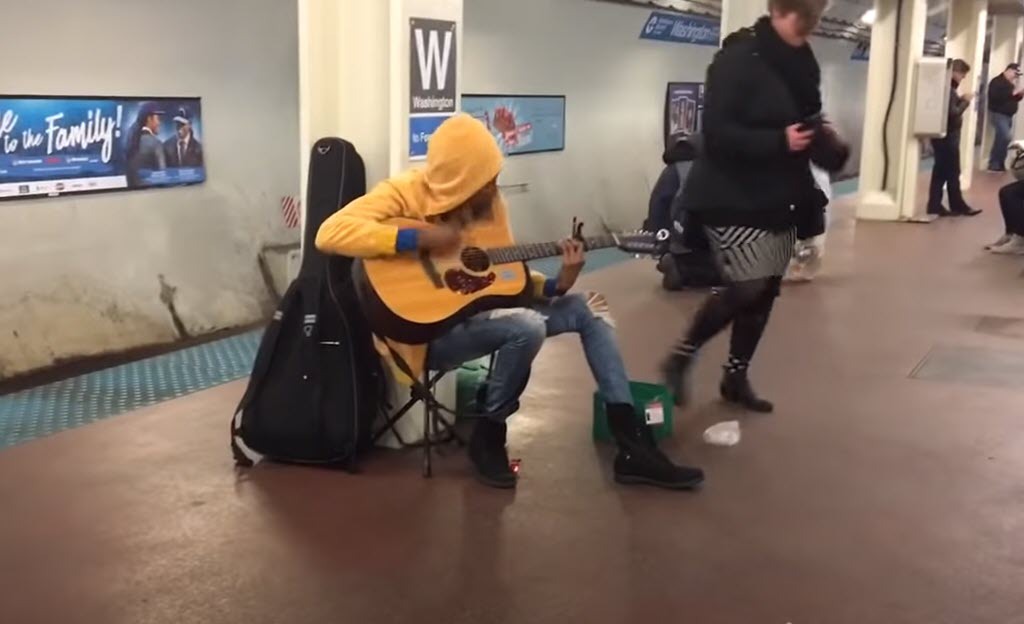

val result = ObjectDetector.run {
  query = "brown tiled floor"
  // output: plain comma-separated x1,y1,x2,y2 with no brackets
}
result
3,173,1024,623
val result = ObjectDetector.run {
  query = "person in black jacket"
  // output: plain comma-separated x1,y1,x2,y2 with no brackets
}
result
927,59,981,217
660,0,848,413
644,136,699,234
646,135,722,290
986,63,1023,172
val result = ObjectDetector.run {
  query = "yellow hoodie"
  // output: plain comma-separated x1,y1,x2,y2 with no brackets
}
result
315,114,549,381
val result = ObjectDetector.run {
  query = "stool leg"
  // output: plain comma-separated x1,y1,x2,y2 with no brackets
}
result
422,399,433,478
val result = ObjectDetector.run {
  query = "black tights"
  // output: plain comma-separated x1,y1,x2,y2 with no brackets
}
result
681,277,780,366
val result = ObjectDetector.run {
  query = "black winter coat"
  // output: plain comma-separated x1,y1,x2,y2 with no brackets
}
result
644,136,700,233
988,74,1021,117
680,31,847,233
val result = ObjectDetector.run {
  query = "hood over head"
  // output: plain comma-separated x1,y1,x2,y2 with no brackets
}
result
422,113,504,217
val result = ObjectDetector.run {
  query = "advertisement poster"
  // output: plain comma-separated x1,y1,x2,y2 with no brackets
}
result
640,11,719,47
461,95,566,156
665,82,704,147
0,96,205,200
409,17,457,160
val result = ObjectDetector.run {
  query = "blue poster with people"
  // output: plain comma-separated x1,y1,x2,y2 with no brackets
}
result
0,96,205,201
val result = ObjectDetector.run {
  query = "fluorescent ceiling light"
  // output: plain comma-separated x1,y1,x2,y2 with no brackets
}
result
861,8,877,25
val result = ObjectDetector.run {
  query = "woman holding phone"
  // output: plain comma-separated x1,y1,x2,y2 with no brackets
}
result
660,0,848,412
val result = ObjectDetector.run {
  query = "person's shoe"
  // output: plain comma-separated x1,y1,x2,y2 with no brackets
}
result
985,234,1013,250
660,352,695,407
606,404,704,490
951,205,982,217
928,206,953,217
468,419,517,489
992,234,1024,255
988,166,1007,173
720,370,774,413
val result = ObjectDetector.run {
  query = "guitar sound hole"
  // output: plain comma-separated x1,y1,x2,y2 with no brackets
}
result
444,269,496,294
461,247,491,272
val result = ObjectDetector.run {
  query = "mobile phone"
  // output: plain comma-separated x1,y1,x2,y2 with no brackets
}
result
799,113,824,132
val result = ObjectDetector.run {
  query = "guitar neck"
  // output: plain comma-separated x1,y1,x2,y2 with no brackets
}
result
486,235,617,264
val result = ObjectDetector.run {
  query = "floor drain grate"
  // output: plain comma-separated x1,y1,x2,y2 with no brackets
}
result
911,344,1024,389
975,315,1024,340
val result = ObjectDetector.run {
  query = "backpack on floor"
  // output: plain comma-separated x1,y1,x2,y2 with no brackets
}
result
231,138,386,469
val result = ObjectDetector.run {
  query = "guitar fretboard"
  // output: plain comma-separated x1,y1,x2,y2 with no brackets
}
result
486,235,617,264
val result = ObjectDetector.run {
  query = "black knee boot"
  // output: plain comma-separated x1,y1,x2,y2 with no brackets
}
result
660,350,696,407
720,358,773,413
662,284,762,407
606,404,704,490
469,419,517,489
720,282,777,413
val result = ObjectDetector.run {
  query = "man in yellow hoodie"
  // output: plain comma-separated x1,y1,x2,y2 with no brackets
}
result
316,114,703,490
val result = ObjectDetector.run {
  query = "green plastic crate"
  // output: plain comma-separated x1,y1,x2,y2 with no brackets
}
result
455,357,491,418
593,381,674,442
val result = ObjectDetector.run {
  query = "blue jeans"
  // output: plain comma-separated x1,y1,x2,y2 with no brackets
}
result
427,294,633,421
990,112,1013,170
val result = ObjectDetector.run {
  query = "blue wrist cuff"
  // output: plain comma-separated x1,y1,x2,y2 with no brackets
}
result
543,278,562,297
395,228,419,252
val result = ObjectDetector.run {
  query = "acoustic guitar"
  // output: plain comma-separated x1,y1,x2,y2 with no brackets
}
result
352,217,668,344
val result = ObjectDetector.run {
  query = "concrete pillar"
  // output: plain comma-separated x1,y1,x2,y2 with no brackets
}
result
720,0,765,42
945,0,987,189
857,0,929,221
980,16,1023,164
297,0,462,247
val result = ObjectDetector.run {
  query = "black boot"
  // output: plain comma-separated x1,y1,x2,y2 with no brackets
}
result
468,419,517,489
720,370,773,413
660,352,695,407
951,205,982,217
606,404,704,490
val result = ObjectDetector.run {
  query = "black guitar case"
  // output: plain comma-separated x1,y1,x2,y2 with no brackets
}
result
231,138,384,469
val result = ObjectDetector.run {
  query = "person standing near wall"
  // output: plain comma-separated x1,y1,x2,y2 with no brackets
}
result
927,59,981,217
659,0,848,412
986,63,1023,173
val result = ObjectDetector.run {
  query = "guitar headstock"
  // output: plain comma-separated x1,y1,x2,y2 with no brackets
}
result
611,229,670,256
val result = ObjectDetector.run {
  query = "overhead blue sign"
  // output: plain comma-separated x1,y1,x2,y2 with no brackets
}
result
640,11,719,47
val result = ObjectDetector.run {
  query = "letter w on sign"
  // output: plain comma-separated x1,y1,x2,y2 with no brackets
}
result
409,18,457,114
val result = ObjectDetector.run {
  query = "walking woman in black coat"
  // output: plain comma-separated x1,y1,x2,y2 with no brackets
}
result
661,0,849,412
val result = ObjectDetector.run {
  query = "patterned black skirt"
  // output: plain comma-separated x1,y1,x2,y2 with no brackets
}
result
705,226,797,283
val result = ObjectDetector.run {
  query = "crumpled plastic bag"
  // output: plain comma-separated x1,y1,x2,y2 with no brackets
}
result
787,239,823,282
703,420,741,447
786,163,831,283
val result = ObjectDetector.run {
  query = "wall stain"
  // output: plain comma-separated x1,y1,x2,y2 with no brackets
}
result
158,274,190,340
102,303,127,324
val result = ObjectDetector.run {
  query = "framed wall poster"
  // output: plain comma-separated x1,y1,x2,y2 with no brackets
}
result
664,82,704,147
461,94,566,155
0,95,205,201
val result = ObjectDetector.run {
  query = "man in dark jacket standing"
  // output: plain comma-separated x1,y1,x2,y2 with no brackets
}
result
927,59,981,217
986,63,1023,172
